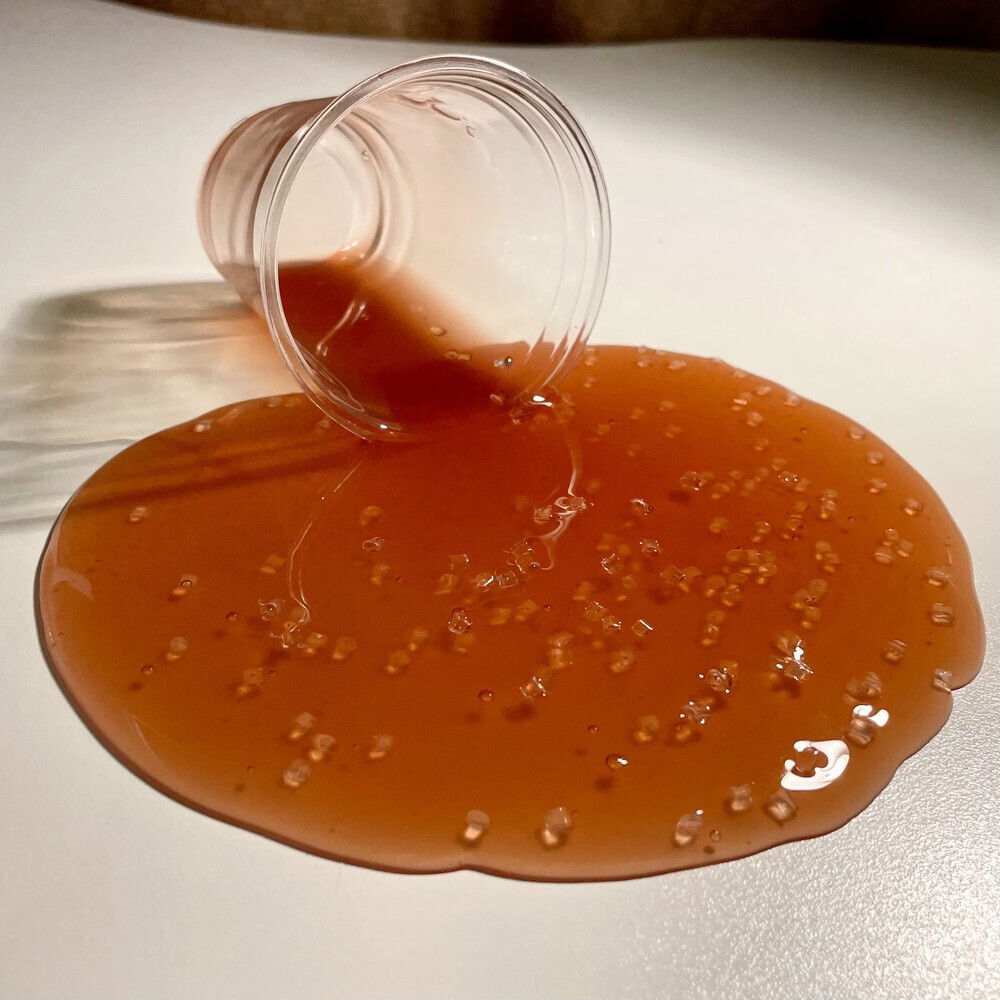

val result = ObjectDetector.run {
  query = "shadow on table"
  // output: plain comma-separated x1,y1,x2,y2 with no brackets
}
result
0,281,296,526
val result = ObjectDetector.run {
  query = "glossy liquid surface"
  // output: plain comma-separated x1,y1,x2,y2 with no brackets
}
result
38,272,984,881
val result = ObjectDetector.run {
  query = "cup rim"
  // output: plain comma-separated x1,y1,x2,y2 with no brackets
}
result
256,53,611,441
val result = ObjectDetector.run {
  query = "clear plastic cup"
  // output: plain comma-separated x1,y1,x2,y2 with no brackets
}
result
198,54,610,440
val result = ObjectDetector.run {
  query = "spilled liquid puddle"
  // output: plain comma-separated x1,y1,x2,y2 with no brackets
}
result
38,268,984,881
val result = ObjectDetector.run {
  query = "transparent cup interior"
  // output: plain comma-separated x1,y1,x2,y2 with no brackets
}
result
260,59,608,438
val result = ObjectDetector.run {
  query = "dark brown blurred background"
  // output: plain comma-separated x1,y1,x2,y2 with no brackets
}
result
120,0,999,48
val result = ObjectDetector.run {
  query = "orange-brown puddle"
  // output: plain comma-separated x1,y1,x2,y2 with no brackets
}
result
38,267,984,881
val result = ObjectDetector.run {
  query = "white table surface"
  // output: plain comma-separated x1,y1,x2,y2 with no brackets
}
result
1,2,997,998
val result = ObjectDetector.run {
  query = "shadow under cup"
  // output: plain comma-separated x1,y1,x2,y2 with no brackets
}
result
198,55,611,440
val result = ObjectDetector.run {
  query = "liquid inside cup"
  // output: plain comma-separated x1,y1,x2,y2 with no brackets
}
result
201,57,611,440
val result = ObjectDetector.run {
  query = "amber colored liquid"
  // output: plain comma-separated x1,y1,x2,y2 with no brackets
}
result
38,263,984,881
277,255,548,432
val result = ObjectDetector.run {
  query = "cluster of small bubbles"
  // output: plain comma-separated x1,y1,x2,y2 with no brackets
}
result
673,811,703,847
171,573,198,597
366,734,393,761
605,753,630,771
287,712,315,741
881,639,907,664
639,538,661,556
519,674,549,699
165,636,188,661
925,566,951,587
765,789,797,824
193,419,213,433
929,603,955,627
608,650,636,675
846,672,882,701
370,562,391,585
632,714,661,743
128,505,148,523
361,536,385,553
704,661,737,694
385,650,411,675
259,553,285,575
236,667,264,698
631,619,653,640
359,505,382,527
727,784,753,813
331,636,358,661
461,809,491,845
435,573,459,595
308,733,337,763
708,517,729,535
260,593,299,632
493,356,514,369
849,425,866,441
514,599,539,622
865,450,885,466
282,759,311,789
814,540,841,573
538,807,573,848
866,477,888,495
932,669,953,693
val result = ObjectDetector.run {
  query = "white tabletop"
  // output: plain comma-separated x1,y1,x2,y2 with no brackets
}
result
1,3,998,998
